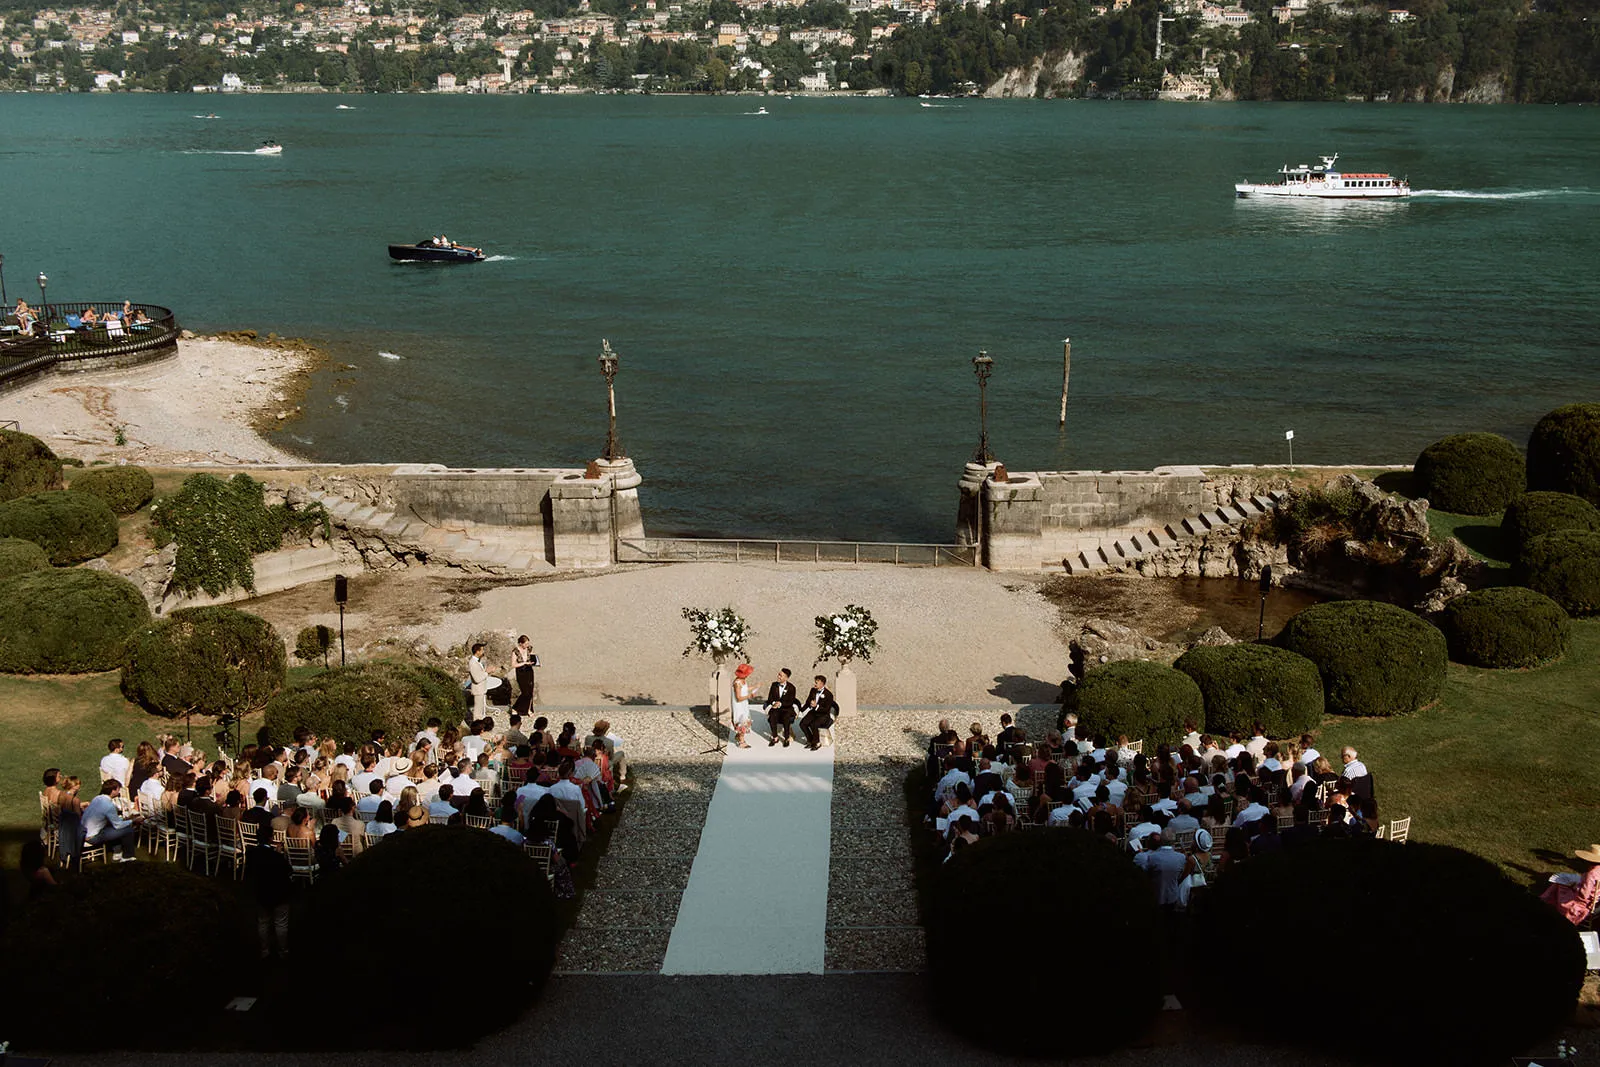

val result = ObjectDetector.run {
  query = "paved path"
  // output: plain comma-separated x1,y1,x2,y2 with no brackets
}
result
661,718,834,975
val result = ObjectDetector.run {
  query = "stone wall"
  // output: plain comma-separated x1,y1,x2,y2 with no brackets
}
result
383,464,566,528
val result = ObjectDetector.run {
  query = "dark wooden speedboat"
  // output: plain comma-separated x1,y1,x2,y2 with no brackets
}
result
388,239,486,263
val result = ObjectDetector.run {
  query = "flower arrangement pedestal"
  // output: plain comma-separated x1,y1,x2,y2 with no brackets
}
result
835,664,857,720
709,663,733,724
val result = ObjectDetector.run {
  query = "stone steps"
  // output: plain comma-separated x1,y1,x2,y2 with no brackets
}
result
1061,491,1284,575
311,490,553,574
161,544,347,612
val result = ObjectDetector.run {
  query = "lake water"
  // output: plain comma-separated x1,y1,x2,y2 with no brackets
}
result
3,95,1596,540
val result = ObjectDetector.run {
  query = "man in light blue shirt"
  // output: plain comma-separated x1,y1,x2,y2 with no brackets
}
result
82,780,140,860
489,809,525,846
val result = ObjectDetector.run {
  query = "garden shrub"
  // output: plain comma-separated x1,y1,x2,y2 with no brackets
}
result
150,472,326,596
1527,402,1600,506
0,567,150,673
1502,491,1600,557
261,660,462,746
0,535,49,580
0,862,252,1048
1173,643,1323,737
1412,432,1525,515
294,623,335,662
121,606,287,718
1257,482,1361,547
0,489,119,564
1440,587,1570,668
69,464,155,514
298,826,557,1043
1275,599,1447,716
0,428,63,502
1516,530,1600,617
1190,840,1584,1064
1066,659,1204,743
928,830,1161,1056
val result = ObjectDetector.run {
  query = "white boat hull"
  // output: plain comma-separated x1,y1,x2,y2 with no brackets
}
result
1236,182,1409,199
254,146,282,155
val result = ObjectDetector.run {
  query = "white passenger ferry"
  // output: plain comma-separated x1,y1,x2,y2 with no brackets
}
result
1235,154,1410,199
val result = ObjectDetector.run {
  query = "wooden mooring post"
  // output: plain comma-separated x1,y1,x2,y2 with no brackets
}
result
1058,337,1071,428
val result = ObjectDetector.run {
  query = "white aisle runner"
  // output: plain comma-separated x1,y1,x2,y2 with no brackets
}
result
660,723,835,975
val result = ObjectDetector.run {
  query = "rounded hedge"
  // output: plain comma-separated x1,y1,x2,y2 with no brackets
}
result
1276,599,1447,717
1440,586,1570,669
0,489,119,565
1516,530,1600,617
1067,659,1204,744
261,660,462,746
929,830,1161,1056
121,606,287,718
1502,491,1600,557
1413,432,1526,515
1190,840,1584,1064
294,624,334,661
70,464,155,514
0,428,63,503
0,535,50,580
300,825,557,1040
1527,402,1600,506
1173,643,1324,737
0,862,252,1048
0,567,150,673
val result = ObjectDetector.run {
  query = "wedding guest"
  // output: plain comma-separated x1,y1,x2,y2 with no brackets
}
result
100,739,131,788
82,780,140,861
1541,845,1600,925
512,634,538,714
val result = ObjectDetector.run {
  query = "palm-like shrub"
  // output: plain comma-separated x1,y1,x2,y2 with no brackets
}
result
121,606,287,718
1173,643,1323,736
0,567,150,673
1276,599,1447,716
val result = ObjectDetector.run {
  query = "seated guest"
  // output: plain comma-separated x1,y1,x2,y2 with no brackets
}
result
1218,826,1251,874
1541,845,1600,925
490,806,525,845
383,756,415,801
329,797,365,852
242,789,277,833
355,779,385,815
1134,829,1198,909
422,783,452,820
1282,802,1322,849
82,780,141,861
366,801,398,838
100,738,131,788
282,805,316,842
1296,733,1321,768
1341,747,1375,800
400,804,428,830
1233,787,1270,828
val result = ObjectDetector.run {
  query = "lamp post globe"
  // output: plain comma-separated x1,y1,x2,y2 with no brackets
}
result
36,272,47,318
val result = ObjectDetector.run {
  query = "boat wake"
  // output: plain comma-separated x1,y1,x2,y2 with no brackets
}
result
334,394,350,410
1412,188,1596,200
183,149,269,156
379,350,402,361
481,254,516,262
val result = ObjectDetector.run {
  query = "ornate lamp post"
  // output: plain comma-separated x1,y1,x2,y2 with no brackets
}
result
36,272,47,322
971,349,994,464
598,338,623,461
0,253,7,309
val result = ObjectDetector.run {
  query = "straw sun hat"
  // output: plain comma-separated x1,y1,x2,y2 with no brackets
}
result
1575,845,1600,864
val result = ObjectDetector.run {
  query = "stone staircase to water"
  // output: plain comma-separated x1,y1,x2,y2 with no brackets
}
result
311,490,555,575
1060,491,1286,575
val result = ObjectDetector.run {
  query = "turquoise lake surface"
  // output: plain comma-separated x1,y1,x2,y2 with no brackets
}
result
2,95,1596,539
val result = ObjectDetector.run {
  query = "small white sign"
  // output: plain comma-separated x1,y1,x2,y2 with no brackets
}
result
1285,430,1295,440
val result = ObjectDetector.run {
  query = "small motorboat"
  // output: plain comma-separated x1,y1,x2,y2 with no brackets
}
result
388,237,486,263
255,141,282,155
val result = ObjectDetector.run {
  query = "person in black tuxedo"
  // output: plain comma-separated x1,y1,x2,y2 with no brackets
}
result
765,668,801,747
799,675,839,751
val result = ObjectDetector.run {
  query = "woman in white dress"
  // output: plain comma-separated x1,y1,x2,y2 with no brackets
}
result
731,663,754,748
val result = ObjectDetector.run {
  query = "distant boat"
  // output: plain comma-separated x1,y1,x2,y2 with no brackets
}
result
1235,154,1410,199
388,237,485,263
335,104,355,110
254,141,282,155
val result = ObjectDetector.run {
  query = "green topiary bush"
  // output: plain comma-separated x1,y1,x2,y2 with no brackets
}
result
120,606,287,718
1440,586,1570,668
1516,530,1600,617
1067,659,1204,743
69,464,155,514
0,428,63,503
1190,840,1584,1064
1527,402,1600,506
299,826,557,1044
150,472,326,597
1276,599,1447,717
0,567,150,673
928,830,1162,1056
0,861,252,1048
261,660,462,746
294,623,334,662
1502,491,1600,558
1413,432,1526,515
0,535,50,580
1173,643,1324,737
0,489,119,564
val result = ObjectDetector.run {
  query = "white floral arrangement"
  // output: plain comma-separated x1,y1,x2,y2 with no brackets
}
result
814,604,878,666
682,606,752,663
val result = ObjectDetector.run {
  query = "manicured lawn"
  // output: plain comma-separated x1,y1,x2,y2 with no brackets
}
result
1317,619,1600,884
1428,506,1513,569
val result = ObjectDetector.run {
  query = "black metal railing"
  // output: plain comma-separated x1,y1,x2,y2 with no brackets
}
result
0,301,180,388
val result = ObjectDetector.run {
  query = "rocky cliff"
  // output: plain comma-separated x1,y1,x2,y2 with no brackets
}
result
984,51,1084,98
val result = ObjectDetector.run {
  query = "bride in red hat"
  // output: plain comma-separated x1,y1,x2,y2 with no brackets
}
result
731,663,755,749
